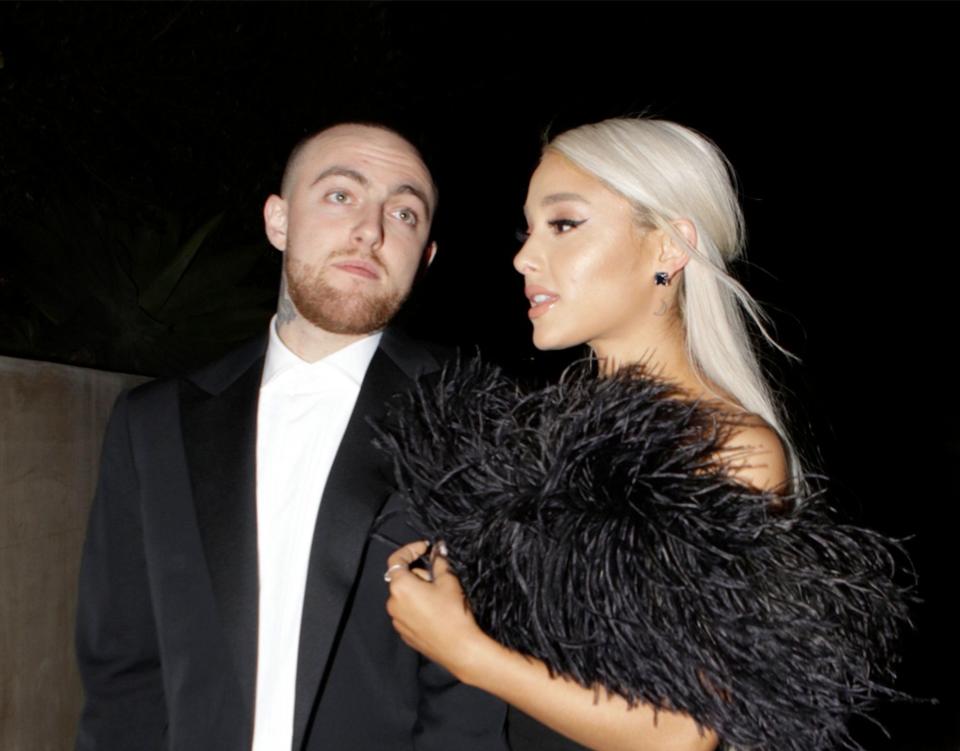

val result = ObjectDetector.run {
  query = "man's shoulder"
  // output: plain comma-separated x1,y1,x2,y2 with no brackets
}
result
184,334,268,394
125,334,268,406
378,327,456,379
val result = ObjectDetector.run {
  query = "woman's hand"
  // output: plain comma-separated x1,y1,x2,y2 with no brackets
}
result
386,541,717,751
385,541,491,682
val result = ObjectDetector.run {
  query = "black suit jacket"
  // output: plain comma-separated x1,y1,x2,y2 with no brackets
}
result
75,329,507,750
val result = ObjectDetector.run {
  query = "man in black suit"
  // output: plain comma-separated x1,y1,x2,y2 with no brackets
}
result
75,123,507,750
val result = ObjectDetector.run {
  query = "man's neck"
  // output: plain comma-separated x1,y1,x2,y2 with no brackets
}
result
274,280,379,362
276,315,374,363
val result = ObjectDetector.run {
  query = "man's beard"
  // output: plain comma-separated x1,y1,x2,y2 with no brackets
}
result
283,255,406,335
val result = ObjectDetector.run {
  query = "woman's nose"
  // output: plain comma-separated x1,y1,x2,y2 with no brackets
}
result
513,242,539,275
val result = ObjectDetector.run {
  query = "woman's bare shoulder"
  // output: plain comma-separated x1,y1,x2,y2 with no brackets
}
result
715,410,789,492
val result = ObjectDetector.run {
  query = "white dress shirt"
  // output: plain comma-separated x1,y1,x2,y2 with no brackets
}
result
251,318,381,751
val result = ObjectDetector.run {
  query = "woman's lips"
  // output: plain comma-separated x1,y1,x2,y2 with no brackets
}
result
525,286,559,319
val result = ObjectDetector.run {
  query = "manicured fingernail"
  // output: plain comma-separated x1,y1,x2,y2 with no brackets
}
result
438,540,448,557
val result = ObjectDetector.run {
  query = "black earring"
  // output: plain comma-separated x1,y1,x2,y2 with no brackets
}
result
654,271,670,286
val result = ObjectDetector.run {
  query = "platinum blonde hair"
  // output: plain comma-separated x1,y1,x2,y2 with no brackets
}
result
548,118,804,482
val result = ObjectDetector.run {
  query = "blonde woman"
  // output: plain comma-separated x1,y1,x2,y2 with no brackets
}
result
379,118,907,751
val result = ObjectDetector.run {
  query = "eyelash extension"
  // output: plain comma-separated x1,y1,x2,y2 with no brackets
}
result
516,218,586,242
548,218,586,233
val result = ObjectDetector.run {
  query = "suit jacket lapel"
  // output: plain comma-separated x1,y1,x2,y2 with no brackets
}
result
292,332,436,750
180,338,266,719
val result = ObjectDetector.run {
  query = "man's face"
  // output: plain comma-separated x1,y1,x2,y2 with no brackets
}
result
264,125,436,335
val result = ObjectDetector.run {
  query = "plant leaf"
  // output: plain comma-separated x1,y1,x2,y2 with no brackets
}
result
139,212,223,316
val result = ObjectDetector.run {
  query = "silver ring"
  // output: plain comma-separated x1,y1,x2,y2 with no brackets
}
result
383,562,408,583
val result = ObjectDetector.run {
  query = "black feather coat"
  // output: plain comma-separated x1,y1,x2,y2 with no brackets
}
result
373,358,912,751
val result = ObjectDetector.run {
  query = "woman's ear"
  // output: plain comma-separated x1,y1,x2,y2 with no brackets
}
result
263,194,289,252
658,219,696,274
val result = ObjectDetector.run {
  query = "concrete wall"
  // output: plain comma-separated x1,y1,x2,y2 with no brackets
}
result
1,356,146,751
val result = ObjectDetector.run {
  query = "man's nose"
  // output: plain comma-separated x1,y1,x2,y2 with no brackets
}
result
352,206,385,250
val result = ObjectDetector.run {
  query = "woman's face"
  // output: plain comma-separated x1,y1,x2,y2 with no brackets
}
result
513,151,667,354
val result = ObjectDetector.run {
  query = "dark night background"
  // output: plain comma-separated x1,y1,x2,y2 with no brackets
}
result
1,2,956,748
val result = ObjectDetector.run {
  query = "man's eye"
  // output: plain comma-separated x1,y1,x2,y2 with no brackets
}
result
393,208,418,226
548,218,585,234
326,190,351,204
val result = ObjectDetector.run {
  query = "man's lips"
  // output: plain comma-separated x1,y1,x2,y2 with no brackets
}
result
525,285,559,319
331,259,382,280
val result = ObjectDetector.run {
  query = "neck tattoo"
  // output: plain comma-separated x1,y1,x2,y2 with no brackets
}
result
277,277,297,327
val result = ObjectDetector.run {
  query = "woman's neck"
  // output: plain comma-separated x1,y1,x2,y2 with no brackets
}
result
590,321,719,403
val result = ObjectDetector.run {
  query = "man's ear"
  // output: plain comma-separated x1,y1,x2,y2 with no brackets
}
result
263,194,288,252
658,219,696,275
423,241,437,267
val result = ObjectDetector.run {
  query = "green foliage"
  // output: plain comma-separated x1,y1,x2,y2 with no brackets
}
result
3,192,277,376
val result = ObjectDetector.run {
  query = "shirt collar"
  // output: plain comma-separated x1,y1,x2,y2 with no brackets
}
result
261,315,382,388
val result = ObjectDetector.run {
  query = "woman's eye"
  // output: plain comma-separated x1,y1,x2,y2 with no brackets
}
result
515,228,531,243
392,208,419,226
548,218,585,234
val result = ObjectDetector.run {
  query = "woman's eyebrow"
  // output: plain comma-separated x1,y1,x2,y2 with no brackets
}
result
542,192,590,206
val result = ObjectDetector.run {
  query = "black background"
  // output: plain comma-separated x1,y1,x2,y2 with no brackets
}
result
1,3,956,748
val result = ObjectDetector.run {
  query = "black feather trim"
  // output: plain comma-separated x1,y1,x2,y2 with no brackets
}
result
373,358,914,751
